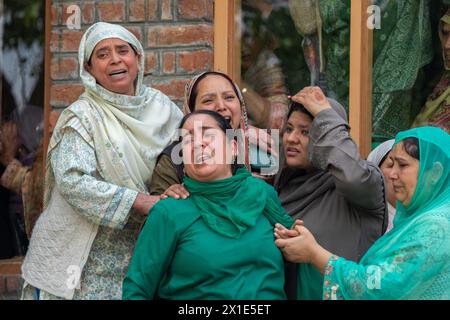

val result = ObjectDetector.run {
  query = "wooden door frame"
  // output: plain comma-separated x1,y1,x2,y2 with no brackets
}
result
43,0,52,166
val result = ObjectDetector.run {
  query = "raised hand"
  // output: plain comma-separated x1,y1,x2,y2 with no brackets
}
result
289,86,332,117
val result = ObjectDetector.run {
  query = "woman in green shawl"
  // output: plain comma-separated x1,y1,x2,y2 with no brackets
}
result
123,110,293,300
275,126,450,299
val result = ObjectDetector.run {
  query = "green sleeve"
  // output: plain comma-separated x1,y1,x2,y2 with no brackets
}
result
148,154,181,195
264,182,294,228
122,203,178,299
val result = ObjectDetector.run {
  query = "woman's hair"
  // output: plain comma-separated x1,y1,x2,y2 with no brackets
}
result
188,72,241,112
179,110,243,174
287,101,314,121
402,137,420,160
379,152,391,167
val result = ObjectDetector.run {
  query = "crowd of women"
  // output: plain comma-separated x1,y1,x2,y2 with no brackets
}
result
19,22,449,300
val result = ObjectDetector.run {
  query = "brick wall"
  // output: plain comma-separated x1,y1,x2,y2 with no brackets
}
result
0,257,23,300
50,0,214,108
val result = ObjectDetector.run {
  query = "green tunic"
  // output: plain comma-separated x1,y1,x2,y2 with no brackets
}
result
122,197,287,300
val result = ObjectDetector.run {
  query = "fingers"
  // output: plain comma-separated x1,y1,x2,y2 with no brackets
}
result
161,184,190,200
292,219,304,227
293,225,310,237
274,223,300,239
274,238,287,249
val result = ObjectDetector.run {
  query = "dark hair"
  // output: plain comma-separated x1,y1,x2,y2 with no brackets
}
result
401,137,420,160
287,101,314,121
188,72,241,112
178,110,243,174
179,109,232,133
379,152,391,167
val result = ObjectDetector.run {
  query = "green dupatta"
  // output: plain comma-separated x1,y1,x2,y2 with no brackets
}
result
184,167,293,239
322,126,450,300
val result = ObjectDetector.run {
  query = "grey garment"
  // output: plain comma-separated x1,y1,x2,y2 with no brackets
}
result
274,106,388,262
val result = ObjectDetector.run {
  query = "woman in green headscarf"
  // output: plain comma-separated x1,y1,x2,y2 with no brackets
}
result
275,126,450,299
413,9,450,132
123,110,293,300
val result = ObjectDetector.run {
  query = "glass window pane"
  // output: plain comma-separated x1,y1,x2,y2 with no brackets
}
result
0,0,45,270
240,0,448,142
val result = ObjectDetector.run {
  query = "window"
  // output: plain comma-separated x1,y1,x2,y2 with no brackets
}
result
214,0,447,156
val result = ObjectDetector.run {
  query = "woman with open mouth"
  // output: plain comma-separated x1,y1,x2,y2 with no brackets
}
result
20,22,183,300
123,110,293,300
149,71,276,199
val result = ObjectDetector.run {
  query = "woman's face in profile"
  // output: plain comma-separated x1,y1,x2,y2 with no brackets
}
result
388,142,420,207
380,152,397,207
194,75,242,130
181,113,236,182
86,38,140,95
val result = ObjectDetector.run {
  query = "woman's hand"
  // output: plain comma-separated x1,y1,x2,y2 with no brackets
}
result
275,224,320,264
275,224,333,275
289,86,332,117
274,219,304,239
160,184,190,200
132,193,160,216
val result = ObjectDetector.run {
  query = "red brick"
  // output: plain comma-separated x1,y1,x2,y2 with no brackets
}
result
178,0,208,20
50,30,60,53
97,2,125,22
151,78,188,100
0,257,22,274
61,29,83,52
51,56,79,80
129,0,145,22
147,28,157,47
51,4,60,26
178,50,212,73
146,24,213,48
148,0,158,21
82,3,95,24
0,277,5,295
144,51,158,76
51,84,85,107
125,26,143,42
163,52,175,74
6,276,20,293
161,0,173,20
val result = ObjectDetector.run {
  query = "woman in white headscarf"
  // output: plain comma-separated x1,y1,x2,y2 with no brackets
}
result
21,22,183,300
